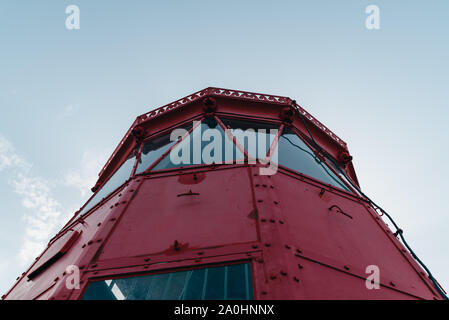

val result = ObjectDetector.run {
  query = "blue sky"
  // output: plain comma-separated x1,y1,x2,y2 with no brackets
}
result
0,0,448,295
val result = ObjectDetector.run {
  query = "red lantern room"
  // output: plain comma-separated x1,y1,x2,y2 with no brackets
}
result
2,87,445,300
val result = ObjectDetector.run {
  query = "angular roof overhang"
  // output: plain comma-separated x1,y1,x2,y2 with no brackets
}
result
95,87,356,189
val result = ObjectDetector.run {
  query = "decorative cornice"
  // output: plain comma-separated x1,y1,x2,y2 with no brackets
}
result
99,87,347,179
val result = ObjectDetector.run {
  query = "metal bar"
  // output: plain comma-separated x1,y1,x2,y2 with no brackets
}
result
223,266,228,300
244,264,250,300
161,273,173,300
142,117,204,174
214,115,251,162
201,268,208,300
179,270,193,300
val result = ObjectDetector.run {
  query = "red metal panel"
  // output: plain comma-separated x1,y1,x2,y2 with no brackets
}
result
291,256,418,300
100,167,257,261
269,169,437,299
27,230,81,280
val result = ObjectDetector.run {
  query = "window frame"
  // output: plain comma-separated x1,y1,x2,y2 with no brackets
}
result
274,125,359,195
79,260,255,300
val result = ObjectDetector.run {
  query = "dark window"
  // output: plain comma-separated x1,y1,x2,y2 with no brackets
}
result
75,153,136,219
152,117,280,171
135,123,193,174
276,128,350,192
153,117,235,170
220,118,279,161
82,263,253,300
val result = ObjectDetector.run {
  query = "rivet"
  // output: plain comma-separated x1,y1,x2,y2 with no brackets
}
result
284,244,291,249
54,277,59,282
263,184,267,188
87,241,93,245
96,239,102,243
91,264,97,268
264,243,271,247
97,223,101,227
110,218,116,221
261,218,266,222
273,201,279,205
293,277,300,283
390,281,396,287
344,265,350,271
262,291,267,295
79,265,85,270
280,270,287,276
93,271,98,275
255,184,260,187
144,265,149,269
257,199,263,203
298,264,303,269
251,245,258,249
296,249,302,254
197,251,204,255
270,274,277,280
144,258,151,262
81,244,86,248
269,219,275,223
195,259,201,262
279,220,284,224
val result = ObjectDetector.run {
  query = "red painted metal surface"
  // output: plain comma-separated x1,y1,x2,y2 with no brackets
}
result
2,88,443,300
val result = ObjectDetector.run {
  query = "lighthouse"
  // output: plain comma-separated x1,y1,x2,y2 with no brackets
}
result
2,87,444,300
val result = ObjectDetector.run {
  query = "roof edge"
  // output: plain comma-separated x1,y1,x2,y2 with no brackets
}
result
98,87,348,179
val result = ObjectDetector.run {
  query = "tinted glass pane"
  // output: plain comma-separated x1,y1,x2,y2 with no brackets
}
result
82,281,118,300
326,158,361,195
220,118,279,160
227,264,247,299
136,134,177,174
204,266,225,299
183,268,205,300
153,117,235,170
75,153,136,219
277,128,350,191
82,263,253,300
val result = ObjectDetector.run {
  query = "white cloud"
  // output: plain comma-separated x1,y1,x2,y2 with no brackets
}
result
1,134,109,268
0,135,30,172
63,149,109,197
57,104,80,119
0,135,70,266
